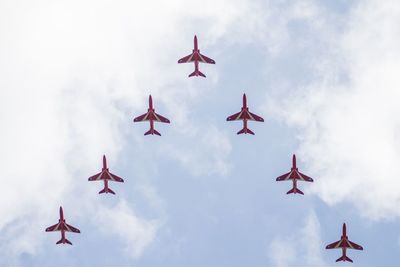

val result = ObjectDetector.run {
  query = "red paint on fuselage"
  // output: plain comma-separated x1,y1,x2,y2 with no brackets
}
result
226,93,264,135
339,224,350,260
240,94,250,133
59,206,64,221
102,155,107,170
342,223,347,237
101,155,110,192
339,224,349,255
88,155,124,194
147,95,155,132
192,36,201,74
178,35,215,77
194,35,198,51
149,95,154,110
292,154,297,169
290,154,299,192
276,154,313,195
133,95,170,136
326,223,363,262
59,207,67,243
45,206,80,245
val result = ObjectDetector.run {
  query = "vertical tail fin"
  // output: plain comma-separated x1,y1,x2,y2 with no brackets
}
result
144,128,161,136
286,187,304,195
189,70,206,77
237,128,255,135
99,187,116,195
56,238,72,245
336,255,353,262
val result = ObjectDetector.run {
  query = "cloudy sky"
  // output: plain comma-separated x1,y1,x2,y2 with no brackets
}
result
1,0,400,266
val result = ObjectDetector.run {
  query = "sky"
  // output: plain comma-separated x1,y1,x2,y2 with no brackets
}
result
1,0,400,266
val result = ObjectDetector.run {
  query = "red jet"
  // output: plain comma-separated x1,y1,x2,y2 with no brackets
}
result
326,223,363,263
276,154,313,195
226,93,264,135
178,35,215,77
133,95,170,136
88,155,124,195
45,206,80,245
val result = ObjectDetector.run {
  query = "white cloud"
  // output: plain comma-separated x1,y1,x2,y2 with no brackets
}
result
268,237,296,267
95,200,160,258
300,212,329,267
0,0,276,262
5,0,388,265
266,0,400,220
161,125,232,176
268,211,329,267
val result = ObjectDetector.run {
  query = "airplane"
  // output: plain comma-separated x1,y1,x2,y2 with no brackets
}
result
133,95,170,136
88,155,124,195
326,223,363,263
178,35,215,77
45,206,80,245
226,93,264,135
276,154,313,195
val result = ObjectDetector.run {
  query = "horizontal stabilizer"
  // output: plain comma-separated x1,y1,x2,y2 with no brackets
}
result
336,255,353,262
144,129,161,136
237,128,255,135
189,70,206,78
56,238,72,245
287,187,304,195
99,187,116,195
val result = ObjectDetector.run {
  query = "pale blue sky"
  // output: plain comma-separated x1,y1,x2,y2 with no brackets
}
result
1,1,400,267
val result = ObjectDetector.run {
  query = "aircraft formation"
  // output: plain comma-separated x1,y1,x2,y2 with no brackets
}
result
45,35,363,263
